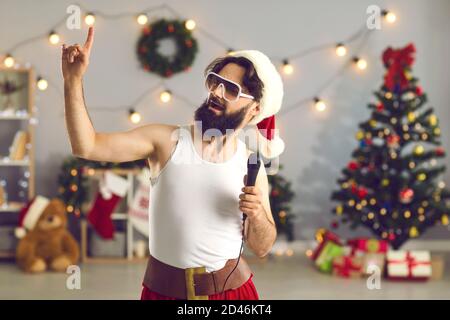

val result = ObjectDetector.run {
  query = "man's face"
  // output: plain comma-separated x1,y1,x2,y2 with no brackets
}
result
194,63,260,136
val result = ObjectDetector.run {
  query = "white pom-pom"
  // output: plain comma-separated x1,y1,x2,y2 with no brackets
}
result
15,227,26,239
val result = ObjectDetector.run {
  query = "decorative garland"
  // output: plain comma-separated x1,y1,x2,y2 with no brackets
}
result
136,18,198,78
57,156,147,216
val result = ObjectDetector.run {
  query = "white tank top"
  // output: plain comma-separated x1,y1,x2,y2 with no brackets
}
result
148,124,248,272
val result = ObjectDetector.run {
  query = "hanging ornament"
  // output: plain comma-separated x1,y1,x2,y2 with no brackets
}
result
347,161,359,171
330,220,339,229
386,134,400,149
376,102,384,112
356,130,365,140
358,187,368,199
442,214,449,226
409,226,419,238
271,189,280,197
428,114,438,126
417,173,427,181
381,178,390,187
399,188,414,204
407,112,416,123
435,147,445,156
335,205,344,215
415,86,423,96
414,145,425,156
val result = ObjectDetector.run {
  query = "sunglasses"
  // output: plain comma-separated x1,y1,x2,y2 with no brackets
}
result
204,72,255,102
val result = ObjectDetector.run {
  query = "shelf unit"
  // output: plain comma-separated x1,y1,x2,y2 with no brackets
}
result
80,167,148,263
0,66,35,259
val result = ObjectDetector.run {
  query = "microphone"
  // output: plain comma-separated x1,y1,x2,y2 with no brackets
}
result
243,152,261,221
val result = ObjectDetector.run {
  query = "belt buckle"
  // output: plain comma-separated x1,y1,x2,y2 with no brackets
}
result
185,266,209,300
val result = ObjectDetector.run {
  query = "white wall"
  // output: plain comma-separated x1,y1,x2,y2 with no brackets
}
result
1,0,449,239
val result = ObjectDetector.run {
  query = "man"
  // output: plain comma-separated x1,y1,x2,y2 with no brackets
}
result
62,27,284,300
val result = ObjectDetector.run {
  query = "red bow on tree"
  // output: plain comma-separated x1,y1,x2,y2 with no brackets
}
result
382,43,416,91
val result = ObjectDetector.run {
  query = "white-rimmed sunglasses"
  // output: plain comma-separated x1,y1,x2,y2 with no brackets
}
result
204,72,255,102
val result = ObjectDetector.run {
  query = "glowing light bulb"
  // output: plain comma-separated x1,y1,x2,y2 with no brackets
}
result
383,10,397,24
185,19,196,31
3,54,14,68
314,97,326,112
354,57,367,70
137,14,148,25
85,13,96,26
37,77,48,91
335,43,347,57
48,31,60,45
160,90,172,103
282,59,294,75
129,109,141,124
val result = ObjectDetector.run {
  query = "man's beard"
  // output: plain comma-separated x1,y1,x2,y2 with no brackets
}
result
194,96,251,136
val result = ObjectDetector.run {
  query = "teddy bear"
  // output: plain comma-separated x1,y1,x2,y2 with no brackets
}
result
15,196,80,273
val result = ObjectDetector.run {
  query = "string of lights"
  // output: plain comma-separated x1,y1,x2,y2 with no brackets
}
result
1,3,397,124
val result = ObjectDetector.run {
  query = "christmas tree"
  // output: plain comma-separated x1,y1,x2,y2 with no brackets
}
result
331,43,450,249
268,164,296,241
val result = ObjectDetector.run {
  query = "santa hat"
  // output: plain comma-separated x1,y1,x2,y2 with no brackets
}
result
228,50,285,159
15,195,50,238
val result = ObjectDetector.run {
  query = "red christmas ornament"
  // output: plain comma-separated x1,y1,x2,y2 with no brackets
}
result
331,221,339,229
348,161,359,171
351,183,358,194
185,39,193,48
399,188,414,204
271,189,279,197
387,134,400,148
415,86,423,96
376,102,384,112
358,187,368,199
168,24,175,33
143,26,151,35
436,147,445,156
139,46,147,54
143,65,151,71
388,233,396,241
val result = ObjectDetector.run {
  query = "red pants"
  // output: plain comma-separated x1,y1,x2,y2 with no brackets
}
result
140,273,259,300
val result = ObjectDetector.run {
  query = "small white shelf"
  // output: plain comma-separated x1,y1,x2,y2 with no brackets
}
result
0,201,25,212
0,115,31,120
0,159,30,166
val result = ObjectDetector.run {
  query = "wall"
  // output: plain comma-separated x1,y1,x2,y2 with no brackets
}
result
1,0,449,240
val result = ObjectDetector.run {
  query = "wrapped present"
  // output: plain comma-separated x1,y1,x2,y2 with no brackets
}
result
430,255,445,281
347,238,389,256
332,255,363,278
362,253,385,276
310,230,344,273
314,241,344,273
386,250,431,281
311,229,342,260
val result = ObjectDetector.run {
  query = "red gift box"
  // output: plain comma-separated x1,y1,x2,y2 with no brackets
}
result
332,255,363,278
347,238,389,256
311,230,342,261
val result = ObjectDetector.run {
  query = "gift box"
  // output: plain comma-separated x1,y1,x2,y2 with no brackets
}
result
332,255,363,278
347,238,389,256
362,253,385,276
386,250,431,281
314,241,344,273
430,255,445,281
311,230,344,273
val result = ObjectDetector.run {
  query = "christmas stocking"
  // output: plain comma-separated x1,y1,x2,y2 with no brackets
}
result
87,171,129,239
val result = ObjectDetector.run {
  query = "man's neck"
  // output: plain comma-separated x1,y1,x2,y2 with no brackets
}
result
191,124,240,160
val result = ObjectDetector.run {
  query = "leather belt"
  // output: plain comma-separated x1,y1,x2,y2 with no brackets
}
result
142,254,253,300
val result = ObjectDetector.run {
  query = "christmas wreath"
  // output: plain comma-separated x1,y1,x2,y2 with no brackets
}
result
136,18,198,78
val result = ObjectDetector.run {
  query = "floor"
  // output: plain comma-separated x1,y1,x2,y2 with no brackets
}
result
1,253,450,299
